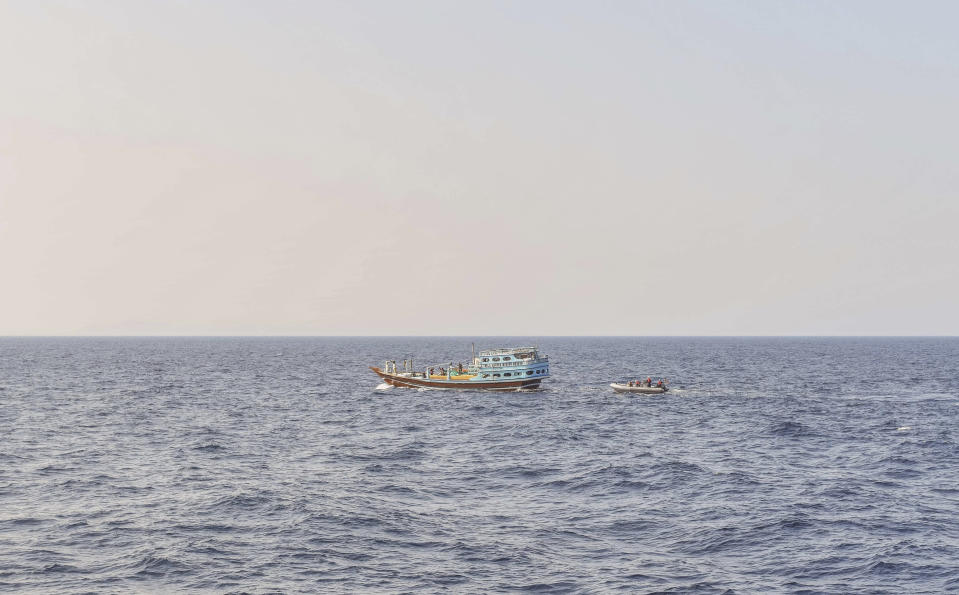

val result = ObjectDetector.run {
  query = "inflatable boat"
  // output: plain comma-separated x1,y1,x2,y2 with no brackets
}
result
610,383,668,394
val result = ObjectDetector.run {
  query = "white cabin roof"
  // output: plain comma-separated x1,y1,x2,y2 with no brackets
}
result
476,347,537,357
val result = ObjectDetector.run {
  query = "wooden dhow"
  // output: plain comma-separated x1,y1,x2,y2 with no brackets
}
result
371,346,549,391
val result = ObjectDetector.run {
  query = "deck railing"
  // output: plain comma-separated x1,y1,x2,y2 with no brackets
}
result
471,357,549,369
476,347,538,356
422,355,548,371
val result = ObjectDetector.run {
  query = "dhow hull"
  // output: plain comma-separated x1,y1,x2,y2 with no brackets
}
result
371,367,543,391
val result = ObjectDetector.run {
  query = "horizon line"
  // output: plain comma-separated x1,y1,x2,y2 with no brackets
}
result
1,334,957,339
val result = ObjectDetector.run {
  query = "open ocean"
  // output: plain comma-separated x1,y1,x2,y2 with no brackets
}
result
1,337,957,594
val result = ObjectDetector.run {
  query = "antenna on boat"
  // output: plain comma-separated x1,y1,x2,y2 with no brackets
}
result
471,342,475,364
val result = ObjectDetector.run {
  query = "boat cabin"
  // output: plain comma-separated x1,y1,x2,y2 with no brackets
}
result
470,347,549,380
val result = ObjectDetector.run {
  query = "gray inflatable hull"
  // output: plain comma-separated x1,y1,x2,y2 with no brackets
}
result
610,383,667,394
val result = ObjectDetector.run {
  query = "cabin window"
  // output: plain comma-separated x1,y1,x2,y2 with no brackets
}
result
493,373,500,378
527,370,533,375
482,374,489,378
482,358,489,362
504,372,511,377
492,357,500,362
503,356,511,361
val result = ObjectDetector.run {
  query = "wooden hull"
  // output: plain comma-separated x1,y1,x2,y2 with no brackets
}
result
611,383,667,394
371,367,543,391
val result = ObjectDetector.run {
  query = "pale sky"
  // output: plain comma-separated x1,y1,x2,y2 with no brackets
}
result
1,1,956,335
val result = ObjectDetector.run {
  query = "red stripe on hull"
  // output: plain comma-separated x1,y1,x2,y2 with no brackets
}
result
370,367,544,391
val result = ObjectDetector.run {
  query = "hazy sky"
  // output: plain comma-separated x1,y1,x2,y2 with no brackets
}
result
1,1,956,335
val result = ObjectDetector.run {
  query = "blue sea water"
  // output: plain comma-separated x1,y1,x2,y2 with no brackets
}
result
0,337,957,594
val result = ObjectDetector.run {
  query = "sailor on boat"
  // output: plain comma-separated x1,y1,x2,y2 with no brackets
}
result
611,376,669,394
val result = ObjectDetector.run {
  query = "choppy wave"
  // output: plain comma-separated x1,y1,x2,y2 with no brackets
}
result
0,336,957,592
